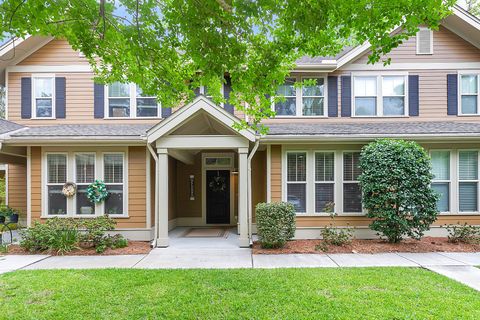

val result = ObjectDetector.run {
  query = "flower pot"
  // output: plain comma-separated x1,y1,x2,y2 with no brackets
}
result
0,216,5,224
9,214,19,223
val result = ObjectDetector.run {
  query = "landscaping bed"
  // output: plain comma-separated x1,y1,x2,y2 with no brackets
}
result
3,241,151,256
253,237,480,254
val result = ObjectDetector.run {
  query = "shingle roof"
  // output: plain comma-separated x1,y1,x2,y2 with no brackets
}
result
0,119,24,135
266,122,480,136
296,46,356,64
10,124,154,138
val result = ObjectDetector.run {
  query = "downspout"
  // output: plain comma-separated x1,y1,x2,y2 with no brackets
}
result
147,143,159,248
247,136,260,246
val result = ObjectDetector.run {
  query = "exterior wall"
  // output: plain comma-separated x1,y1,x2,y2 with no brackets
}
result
29,145,148,229
176,153,203,219
168,156,177,221
18,39,90,66
6,164,27,222
270,145,282,202
251,150,267,221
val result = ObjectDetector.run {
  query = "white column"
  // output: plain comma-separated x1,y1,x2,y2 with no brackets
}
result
238,147,249,247
157,148,169,247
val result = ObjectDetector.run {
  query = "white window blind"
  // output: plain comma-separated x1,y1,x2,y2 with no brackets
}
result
286,152,307,213
343,152,362,213
459,151,478,212
315,152,334,213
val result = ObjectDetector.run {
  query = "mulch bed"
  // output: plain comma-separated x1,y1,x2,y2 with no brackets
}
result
253,237,480,254
3,241,152,256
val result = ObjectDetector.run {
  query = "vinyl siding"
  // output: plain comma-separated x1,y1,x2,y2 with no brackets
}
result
7,164,27,221
18,39,90,66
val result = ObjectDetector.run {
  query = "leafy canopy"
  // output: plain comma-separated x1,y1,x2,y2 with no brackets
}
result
359,139,439,243
0,0,454,132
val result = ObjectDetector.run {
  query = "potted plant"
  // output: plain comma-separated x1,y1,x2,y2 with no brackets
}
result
0,206,18,224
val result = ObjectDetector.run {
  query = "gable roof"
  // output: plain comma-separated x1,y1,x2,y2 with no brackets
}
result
147,95,256,143
0,119,24,135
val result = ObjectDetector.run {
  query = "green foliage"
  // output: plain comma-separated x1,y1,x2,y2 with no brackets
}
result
19,215,126,254
359,139,439,243
256,202,296,248
86,180,109,204
0,205,16,217
0,0,454,132
0,176,5,203
316,202,354,251
446,223,480,244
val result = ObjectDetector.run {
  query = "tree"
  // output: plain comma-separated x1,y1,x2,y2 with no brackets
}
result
465,0,480,16
0,0,454,132
359,139,439,243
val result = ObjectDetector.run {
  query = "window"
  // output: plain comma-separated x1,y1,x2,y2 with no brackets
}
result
75,153,96,215
460,75,479,115
107,82,160,118
275,78,296,116
353,75,407,117
431,151,450,212
302,78,325,116
416,27,433,55
286,152,307,213
343,152,362,213
46,154,67,215
459,151,479,212
315,152,334,213
104,153,125,215
33,76,54,118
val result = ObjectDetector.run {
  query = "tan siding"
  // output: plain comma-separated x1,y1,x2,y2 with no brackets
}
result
176,153,202,218
31,147,41,221
354,26,480,64
252,150,267,221
18,39,89,66
270,145,282,202
168,156,177,221
7,164,27,221
150,153,155,226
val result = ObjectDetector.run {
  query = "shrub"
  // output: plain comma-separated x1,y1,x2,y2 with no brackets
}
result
317,202,354,251
256,202,296,248
359,139,439,243
446,223,480,244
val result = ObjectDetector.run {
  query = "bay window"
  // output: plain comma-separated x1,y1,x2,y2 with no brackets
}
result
314,152,335,213
460,74,479,115
431,151,450,212
459,151,478,212
33,76,54,118
343,152,362,213
286,152,307,213
75,153,96,215
353,74,407,117
106,82,160,118
46,154,67,215
104,153,125,215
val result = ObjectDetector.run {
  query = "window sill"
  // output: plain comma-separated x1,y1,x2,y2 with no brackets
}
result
104,117,162,120
350,115,409,118
274,116,329,119
41,215,130,219
438,212,480,215
295,213,365,217
457,114,480,117
31,117,56,120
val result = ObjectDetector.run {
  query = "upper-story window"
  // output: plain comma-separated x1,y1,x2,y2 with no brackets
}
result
353,74,407,117
106,82,160,118
459,74,479,115
274,76,326,117
33,76,55,118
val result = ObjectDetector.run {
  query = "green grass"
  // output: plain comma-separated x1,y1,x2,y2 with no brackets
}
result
0,268,479,319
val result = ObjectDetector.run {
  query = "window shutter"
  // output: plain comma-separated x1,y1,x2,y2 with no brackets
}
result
340,76,351,117
416,29,433,54
447,74,458,115
194,87,200,97
408,75,419,116
327,76,338,117
161,107,172,118
21,77,32,119
93,83,105,118
224,76,234,114
55,77,66,118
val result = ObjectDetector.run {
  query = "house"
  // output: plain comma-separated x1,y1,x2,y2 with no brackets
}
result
0,6,480,247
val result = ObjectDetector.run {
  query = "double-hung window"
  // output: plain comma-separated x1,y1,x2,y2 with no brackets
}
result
353,75,407,117
33,76,55,118
75,153,96,215
431,151,450,212
343,152,362,213
460,74,479,115
458,151,479,212
107,82,160,118
302,78,325,116
274,77,327,117
314,152,334,213
46,154,67,215
286,152,307,213
104,153,125,215
275,78,296,116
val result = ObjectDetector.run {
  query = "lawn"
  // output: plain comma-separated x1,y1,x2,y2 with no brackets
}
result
0,268,479,319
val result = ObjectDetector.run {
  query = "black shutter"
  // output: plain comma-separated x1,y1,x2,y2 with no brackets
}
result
327,76,338,117
447,74,458,115
341,76,351,117
161,106,172,118
408,75,419,116
55,77,66,118
194,87,200,97
94,83,105,118
224,76,234,114
21,77,32,119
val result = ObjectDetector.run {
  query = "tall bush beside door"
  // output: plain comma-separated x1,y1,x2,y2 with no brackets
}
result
256,202,296,248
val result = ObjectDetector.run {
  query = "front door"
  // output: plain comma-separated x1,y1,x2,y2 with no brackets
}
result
206,170,230,224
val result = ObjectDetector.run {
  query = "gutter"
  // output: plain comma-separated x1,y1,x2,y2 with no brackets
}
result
247,136,260,246
261,133,480,142
147,143,159,248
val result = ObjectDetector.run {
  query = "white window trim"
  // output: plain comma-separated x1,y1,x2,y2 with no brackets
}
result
31,74,55,119
44,152,68,217
73,152,98,216
284,151,308,214
104,83,162,119
430,150,453,214
457,71,480,116
457,149,480,214
102,152,128,218
313,151,336,214
351,72,409,118
416,27,433,55
272,75,328,118
41,148,129,218
199,84,225,107
342,151,364,215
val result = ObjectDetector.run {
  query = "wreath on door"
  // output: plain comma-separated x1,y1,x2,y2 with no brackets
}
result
209,174,226,192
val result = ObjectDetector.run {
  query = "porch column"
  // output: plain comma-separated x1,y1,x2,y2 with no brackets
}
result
157,148,169,247
238,147,249,247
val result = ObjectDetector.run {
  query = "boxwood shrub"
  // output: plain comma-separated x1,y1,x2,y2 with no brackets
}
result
256,202,295,248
